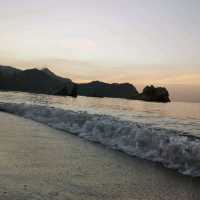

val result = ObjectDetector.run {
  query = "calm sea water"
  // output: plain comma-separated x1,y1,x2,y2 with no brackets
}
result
0,91,199,136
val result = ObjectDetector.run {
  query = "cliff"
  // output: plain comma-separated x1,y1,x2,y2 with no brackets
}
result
77,81,139,99
0,65,77,96
77,82,170,102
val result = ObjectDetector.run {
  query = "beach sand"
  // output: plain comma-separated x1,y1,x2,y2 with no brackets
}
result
0,111,199,200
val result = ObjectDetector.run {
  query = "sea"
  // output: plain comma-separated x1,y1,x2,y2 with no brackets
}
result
0,91,200,176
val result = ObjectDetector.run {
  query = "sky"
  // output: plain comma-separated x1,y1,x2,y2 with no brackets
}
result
0,0,200,101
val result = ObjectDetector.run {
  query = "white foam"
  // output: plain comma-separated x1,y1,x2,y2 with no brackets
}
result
0,102,200,176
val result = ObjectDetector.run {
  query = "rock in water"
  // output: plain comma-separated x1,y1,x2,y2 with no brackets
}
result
141,85,170,102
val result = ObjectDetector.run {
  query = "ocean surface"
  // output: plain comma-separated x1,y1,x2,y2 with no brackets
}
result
0,91,200,176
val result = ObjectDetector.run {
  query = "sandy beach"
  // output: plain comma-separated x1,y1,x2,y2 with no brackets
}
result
0,111,200,200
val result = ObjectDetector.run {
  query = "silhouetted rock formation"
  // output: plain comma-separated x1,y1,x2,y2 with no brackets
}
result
70,84,78,97
77,81,170,102
77,81,139,99
0,65,170,102
140,85,170,102
0,65,76,96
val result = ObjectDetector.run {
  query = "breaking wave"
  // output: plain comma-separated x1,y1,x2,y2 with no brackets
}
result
0,102,200,177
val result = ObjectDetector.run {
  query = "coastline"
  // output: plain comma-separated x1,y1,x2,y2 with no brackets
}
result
1,102,200,177
0,112,200,200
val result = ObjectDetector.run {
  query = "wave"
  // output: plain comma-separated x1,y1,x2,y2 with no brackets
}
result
0,102,200,177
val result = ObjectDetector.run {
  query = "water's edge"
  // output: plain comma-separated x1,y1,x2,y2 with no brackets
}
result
0,102,200,177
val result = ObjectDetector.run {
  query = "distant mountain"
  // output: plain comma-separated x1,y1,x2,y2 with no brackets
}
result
0,65,22,77
77,81,170,102
77,81,139,99
0,65,77,96
0,65,170,102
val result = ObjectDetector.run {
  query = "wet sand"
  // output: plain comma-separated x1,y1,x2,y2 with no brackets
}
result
0,112,200,200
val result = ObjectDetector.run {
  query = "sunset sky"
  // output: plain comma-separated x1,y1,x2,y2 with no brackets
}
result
0,0,200,101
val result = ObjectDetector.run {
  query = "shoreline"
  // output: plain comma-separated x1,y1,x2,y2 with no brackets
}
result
0,102,200,177
0,112,200,200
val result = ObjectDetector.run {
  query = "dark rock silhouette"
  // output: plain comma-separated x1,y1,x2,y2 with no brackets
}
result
70,84,78,97
77,81,170,102
0,65,75,96
0,65,170,102
77,81,139,99
140,85,170,102
0,65,21,77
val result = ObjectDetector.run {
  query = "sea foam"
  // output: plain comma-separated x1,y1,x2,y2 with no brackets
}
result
0,102,200,176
